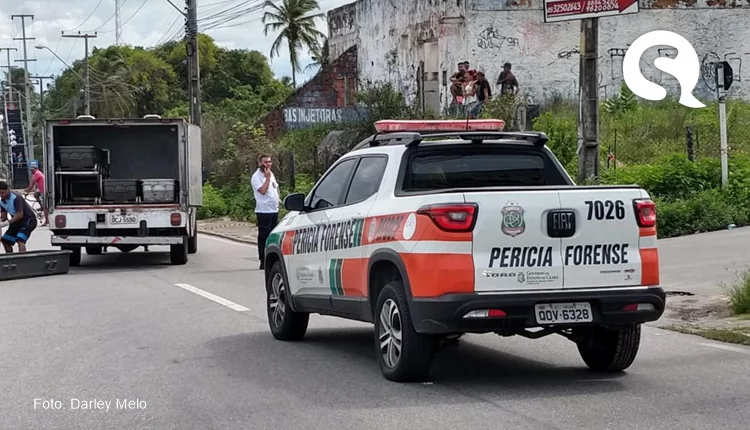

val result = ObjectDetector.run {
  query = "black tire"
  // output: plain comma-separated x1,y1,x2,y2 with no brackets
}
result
170,238,188,265
266,260,308,341
85,246,102,255
374,281,437,382
187,232,198,254
65,247,81,267
577,324,642,372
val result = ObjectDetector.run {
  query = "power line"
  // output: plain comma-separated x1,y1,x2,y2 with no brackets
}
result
85,0,129,32
97,0,150,34
66,0,106,32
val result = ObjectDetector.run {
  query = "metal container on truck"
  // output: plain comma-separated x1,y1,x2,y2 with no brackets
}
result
43,115,203,266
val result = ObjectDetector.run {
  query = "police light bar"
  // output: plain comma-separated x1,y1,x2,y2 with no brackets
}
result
374,119,506,133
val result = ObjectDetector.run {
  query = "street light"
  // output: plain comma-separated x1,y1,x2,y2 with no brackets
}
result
34,45,86,83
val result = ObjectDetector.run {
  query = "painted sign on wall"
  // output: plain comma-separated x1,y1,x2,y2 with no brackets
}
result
283,107,369,130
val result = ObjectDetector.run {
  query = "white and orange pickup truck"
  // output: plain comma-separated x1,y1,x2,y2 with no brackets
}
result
262,119,664,382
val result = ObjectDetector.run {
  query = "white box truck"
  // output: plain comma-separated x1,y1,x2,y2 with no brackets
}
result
44,115,203,266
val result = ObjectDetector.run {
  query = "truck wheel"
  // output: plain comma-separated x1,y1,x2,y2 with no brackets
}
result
64,247,81,267
266,260,308,340
86,246,102,255
187,233,198,254
577,324,641,372
374,281,437,382
170,238,188,265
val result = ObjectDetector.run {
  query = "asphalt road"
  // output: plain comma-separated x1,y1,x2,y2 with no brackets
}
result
2,228,750,429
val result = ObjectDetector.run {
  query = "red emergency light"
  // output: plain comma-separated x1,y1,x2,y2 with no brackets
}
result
374,119,506,133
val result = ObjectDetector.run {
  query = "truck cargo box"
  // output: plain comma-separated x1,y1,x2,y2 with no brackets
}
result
58,146,108,171
102,179,139,203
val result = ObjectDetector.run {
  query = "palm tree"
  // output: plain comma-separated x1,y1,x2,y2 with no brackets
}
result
304,36,329,73
262,0,326,88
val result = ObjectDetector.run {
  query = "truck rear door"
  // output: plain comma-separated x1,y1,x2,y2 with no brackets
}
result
557,188,658,289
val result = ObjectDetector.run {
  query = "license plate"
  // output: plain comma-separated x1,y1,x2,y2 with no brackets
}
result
110,214,138,224
534,302,593,324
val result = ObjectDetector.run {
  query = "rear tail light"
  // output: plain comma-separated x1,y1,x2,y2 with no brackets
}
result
55,215,67,228
463,309,507,319
633,199,656,228
623,303,656,312
170,213,182,226
416,203,478,232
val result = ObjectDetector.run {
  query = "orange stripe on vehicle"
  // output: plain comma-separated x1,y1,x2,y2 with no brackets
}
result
402,253,475,298
639,226,657,237
341,258,368,297
640,248,659,286
281,230,295,255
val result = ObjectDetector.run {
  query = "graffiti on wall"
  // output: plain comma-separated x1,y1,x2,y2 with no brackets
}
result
476,26,519,49
701,52,750,91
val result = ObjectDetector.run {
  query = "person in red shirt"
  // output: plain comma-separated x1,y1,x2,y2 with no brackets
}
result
24,161,48,226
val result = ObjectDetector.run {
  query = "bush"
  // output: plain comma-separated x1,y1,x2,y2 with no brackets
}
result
727,268,750,315
198,183,229,219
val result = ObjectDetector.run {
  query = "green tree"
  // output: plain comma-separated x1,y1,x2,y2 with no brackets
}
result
262,0,326,88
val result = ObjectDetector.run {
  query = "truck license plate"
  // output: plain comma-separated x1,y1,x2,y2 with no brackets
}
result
534,302,593,324
110,214,138,224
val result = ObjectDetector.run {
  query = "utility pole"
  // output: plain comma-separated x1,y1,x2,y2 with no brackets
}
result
31,75,53,169
716,61,731,188
577,18,599,184
115,0,123,45
62,32,97,116
186,0,202,126
11,14,36,162
0,48,17,103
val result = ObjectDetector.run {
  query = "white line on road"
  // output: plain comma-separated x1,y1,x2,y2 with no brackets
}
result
699,342,750,355
174,283,250,312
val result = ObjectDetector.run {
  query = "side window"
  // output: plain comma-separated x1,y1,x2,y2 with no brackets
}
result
345,156,388,204
310,158,357,210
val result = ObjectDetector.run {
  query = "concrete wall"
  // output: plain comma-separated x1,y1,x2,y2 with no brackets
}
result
466,1,750,104
262,46,359,139
328,2,357,60
330,0,750,112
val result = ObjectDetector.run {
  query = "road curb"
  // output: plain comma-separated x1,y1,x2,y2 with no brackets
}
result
198,229,257,245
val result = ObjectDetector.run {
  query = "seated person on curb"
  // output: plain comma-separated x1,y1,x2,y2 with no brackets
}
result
0,181,38,253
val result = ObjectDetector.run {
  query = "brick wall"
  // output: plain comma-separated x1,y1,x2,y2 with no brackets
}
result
262,45,359,140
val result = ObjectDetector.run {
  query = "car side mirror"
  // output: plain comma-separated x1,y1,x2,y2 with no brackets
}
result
284,193,307,212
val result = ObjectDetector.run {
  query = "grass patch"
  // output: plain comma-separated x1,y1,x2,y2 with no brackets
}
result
725,267,750,315
668,324,750,346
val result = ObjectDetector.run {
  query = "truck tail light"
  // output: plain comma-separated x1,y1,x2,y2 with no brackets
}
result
416,203,478,232
170,213,182,226
633,199,656,228
55,215,67,228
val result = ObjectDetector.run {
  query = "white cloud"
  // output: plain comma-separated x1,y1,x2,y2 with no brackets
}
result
0,0,349,88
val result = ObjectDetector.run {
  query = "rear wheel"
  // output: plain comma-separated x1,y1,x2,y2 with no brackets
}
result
187,232,198,254
85,246,102,255
577,324,641,372
374,281,437,382
266,261,308,340
170,237,188,265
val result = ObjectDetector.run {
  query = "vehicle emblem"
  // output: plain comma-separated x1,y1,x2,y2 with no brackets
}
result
318,266,324,284
517,272,526,283
501,201,526,237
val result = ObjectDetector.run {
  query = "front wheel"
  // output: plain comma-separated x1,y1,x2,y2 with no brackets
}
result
266,261,308,340
374,281,437,382
577,324,642,372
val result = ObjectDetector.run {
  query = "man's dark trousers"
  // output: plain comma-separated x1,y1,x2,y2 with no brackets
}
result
257,212,279,269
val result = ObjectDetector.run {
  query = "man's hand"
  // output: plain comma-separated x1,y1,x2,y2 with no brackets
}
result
264,169,271,179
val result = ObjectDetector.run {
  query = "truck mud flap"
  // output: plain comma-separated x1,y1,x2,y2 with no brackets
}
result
0,250,73,281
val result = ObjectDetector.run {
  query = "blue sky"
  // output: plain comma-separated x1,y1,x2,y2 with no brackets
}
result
0,0,351,89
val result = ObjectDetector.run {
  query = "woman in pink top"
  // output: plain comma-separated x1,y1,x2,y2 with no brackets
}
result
24,162,48,226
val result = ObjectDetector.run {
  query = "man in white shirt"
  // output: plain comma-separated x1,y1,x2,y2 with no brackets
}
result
251,154,281,270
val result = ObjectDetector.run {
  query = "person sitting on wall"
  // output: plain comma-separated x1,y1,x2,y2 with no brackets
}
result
0,180,38,254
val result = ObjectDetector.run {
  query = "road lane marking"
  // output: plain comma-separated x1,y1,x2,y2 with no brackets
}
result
699,342,750,355
174,283,250,312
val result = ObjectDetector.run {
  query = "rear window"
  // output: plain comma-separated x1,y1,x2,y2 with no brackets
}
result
402,149,566,191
